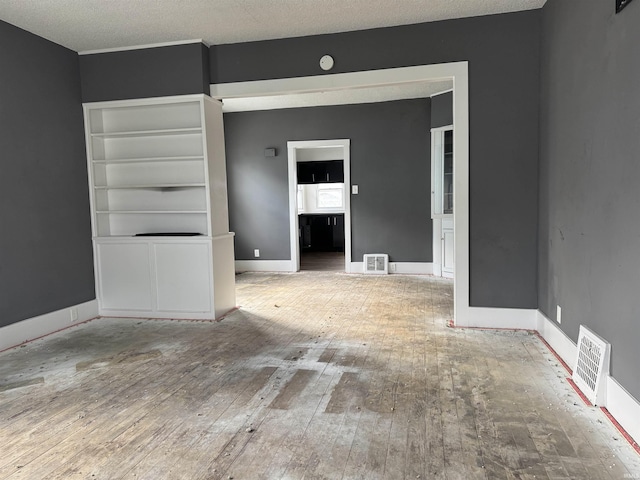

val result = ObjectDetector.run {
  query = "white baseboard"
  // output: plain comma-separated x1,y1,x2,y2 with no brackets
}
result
606,376,640,445
349,262,433,275
536,310,577,371
235,260,294,273
457,307,538,329
536,310,640,446
0,299,98,352
392,262,434,274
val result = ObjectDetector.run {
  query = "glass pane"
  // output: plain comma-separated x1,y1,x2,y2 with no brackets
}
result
443,130,453,214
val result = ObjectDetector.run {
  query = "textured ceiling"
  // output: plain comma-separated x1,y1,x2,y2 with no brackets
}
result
0,0,546,53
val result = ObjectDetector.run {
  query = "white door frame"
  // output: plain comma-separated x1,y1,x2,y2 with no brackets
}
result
287,139,351,273
211,62,470,325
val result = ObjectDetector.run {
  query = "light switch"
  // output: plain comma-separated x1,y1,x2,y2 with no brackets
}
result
352,185,359,194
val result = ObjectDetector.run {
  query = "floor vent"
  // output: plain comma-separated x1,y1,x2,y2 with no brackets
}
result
573,325,610,406
363,254,389,274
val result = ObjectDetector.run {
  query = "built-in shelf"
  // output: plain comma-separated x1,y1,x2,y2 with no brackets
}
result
92,155,204,164
94,184,206,190
91,127,202,138
84,94,235,320
96,210,208,214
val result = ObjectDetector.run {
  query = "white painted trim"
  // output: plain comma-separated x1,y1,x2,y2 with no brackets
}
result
287,139,352,273
212,62,469,324
458,307,538,330
430,88,454,97
83,93,216,110
79,39,207,56
211,64,457,99
431,125,454,133
536,311,640,445
0,300,98,352
536,310,577,371
350,262,363,273
235,260,295,273
450,64,470,327
605,376,640,445
391,262,434,274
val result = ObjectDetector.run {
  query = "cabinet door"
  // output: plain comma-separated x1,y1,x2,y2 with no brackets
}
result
97,242,153,311
326,160,344,183
442,217,454,278
297,162,315,184
154,243,212,313
332,215,345,250
310,215,332,250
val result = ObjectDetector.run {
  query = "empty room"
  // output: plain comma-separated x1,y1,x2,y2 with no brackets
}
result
1,0,640,478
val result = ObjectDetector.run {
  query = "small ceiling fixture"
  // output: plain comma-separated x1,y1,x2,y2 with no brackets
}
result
319,55,334,71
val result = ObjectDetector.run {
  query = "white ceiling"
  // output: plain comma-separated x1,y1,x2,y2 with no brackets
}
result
0,0,546,53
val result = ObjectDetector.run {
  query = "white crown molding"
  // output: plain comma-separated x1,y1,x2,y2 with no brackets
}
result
79,39,207,56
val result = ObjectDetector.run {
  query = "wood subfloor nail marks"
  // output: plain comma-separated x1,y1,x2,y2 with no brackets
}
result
0,271,639,479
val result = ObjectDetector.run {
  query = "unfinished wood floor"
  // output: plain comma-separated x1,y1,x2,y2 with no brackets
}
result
300,252,345,272
1,272,639,480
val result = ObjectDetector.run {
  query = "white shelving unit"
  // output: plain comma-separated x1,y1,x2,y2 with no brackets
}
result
84,94,235,319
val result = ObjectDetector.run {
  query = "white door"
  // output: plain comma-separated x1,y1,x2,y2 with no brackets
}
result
431,126,454,278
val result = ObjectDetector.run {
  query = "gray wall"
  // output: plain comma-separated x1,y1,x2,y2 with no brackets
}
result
0,20,94,328
80,43,210,102
224,99,432,262
539,0,640,399
214,11,541,308
431,91,453,128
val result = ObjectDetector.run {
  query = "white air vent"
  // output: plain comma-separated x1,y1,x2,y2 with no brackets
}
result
573,325,611,405
363,254,389,275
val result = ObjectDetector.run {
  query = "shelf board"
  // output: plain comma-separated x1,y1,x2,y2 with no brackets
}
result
91,127,202,138
94,183,206,190
96,210,207,214
93,155,204,164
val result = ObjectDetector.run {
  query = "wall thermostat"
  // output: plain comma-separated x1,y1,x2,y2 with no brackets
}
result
319,55,334,71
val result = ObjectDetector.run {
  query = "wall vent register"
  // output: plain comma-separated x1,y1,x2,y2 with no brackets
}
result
572,325,611,405
363,254,389,275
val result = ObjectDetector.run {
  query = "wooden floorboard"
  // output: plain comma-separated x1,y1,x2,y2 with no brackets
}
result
1,272,639,479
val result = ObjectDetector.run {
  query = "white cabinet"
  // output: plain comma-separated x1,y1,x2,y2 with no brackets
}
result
84,95,235,319
431,126,454,278
154,242,212,313
97,241,153,312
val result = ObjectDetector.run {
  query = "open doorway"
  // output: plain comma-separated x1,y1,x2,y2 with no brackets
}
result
288,139,351,273
213,62,469,325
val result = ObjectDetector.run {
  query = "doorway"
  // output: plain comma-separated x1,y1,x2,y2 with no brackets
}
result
212,62,470,325
287,139,351,273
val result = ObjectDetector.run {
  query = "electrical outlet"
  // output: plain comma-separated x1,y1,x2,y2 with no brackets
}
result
70,307,78,323
254,249,260,258
390,263,396,273
556,305,562,324
352,185,359,195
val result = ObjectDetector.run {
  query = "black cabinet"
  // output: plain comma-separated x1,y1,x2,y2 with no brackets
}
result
331,215,344,249
299,214,345,251
297,160,344,184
